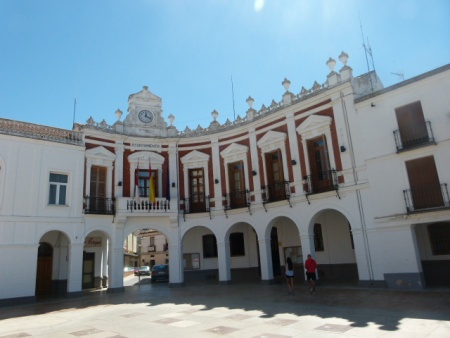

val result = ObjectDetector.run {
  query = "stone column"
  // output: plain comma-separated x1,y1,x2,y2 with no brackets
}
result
211,136,222,210
85,159,92,197
115,142,124,198
107,247,125,292
249,128,261,204
258,238,273,283
286,112,302,190
67,242,84,295
168,143,178,209
217,241,231,284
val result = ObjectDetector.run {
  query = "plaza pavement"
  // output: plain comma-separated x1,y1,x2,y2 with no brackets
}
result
0,277,449,338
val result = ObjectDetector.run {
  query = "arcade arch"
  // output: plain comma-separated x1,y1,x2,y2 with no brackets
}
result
307,208,358,284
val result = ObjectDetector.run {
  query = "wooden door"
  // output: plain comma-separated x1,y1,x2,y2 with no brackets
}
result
406,156,443,210
228,161,246,208
36,243,53,296
189,168,205,212
90,166,106,211
308,135,332,193
265,150,285,202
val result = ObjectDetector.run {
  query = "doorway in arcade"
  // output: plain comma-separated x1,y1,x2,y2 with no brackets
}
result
82,231,109,290
123,229,169,283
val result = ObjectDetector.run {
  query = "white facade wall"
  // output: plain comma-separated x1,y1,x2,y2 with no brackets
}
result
0,134,85,301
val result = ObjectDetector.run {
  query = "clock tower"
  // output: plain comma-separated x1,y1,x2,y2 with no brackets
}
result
123,86,175,137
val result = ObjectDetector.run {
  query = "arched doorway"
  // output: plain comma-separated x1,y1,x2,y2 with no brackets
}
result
36,242,53,296
36,231,70,297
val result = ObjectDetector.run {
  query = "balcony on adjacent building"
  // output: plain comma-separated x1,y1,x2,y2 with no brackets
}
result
403,183,450,213
84,196,115,215
224,189,251,210
393,121,435,152
303,169,339,196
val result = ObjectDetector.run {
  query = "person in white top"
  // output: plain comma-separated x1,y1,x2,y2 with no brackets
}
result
285,257,295,295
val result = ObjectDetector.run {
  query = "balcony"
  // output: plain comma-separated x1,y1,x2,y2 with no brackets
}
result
403,183,450,213
84,196,115,215
262,181,291,205
224,189,251,210
393,121,435,152
126,198,171,212
182,194,210,214
303,169,339,196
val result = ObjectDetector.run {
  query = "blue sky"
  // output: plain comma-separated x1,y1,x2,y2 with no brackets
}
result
1,0,449,131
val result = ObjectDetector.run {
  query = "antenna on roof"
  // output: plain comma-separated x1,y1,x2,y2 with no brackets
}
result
72,98,77,129
359,15,377,92
391,72,405,82
231,75,236,121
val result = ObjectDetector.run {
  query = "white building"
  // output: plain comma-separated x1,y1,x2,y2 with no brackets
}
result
1,53,449,304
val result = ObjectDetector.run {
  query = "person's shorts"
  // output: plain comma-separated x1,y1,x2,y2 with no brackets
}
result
306,272,316,281
285,274,294,279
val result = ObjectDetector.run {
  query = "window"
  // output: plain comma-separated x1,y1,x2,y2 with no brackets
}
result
149,237,155,246
307,135,333,193
49,173,68,205
428,223,450,255
314,223,324,251
228,161,246,208
265,149,286,202
137,169,158,198
395,101,429,149
230,232,245,257
405,156,443,210
202,234,217,258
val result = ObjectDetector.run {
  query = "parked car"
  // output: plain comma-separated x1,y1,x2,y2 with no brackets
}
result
133,267,140,276
138,266,151,276
151,264,169,283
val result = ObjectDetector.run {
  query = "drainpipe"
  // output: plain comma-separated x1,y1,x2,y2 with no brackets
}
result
340,91,374,280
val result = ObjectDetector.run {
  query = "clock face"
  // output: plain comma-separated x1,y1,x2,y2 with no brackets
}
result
138,110,154,123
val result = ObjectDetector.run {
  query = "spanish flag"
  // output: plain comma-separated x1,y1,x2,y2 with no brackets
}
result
149,159,155,204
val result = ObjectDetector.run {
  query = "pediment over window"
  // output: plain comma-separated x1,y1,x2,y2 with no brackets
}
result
220,143,248,160
180,150,210,165
257,130,287,153
128,151,164,166
86,146,116,166
296,115,332,139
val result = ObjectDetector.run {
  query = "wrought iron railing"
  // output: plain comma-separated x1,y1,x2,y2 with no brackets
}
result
262,181,291,205
182,194,210,214
303,169,339,195
223,189,251,210
403,183,449,213
84,196,115,215
393,121,435,151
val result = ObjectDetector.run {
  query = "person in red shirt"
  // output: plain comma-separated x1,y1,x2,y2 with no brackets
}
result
305,254,317,294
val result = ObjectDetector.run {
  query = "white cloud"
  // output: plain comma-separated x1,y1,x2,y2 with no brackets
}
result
254,0,265,12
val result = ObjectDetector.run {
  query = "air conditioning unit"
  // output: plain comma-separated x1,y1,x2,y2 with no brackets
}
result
148,246,155,252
